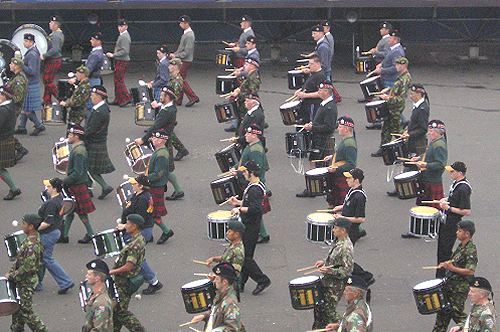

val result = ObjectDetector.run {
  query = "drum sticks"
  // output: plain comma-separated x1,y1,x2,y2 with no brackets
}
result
189,327,202,332
179,321,195,327
218,197,232,206
284,95,299,103
316,209,334,212
296,265,317,272
219,137,236,142
303,265,334,275
421,200,444,204
193,273,209,277
422,265,441,270
305,329,329,332
217,170,232,178
219,92,232,98
192,259,208,265
222,40,231,46
366,70,376,78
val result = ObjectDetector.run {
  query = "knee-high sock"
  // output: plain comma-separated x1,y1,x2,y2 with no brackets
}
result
154,217,170,234
78,214,94,236
63,213,74,237
167,173,183,193
90,173,111,191
0,169,17,191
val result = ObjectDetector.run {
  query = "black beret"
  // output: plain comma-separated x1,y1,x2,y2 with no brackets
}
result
334,217,351,230
246,36,257,44
160,86,176,99
346,275,368,290
24,33,35,42
470,277,492,293
379,21,393,30
152,130,169,140
311,25,323,33
179,15,191,23
338,116,355,128
245,124,263,135
212,262,237,281
91,86,108,98
389,30,401,38
86,259,110,276
117,18,128,26
50,15,62,24
91,32,103,41
157,44,168,54
241,15,252,22
227,220,245,234
428,119,446,130
457,220,475,236
67,123,85,136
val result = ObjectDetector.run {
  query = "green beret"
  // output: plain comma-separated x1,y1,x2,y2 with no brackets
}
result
11,58,23,67
76,65,89,76
126,214,145,228
22,213,42,228
396,57,409,65
458,220,475,236
333,217,351,230
227,220,245,234
169,58,182,66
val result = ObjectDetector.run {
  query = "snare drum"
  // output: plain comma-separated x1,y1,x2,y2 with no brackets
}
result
40,188,75,216
393,171,422,199
215,50,233,68
4,230,26,261
78,278,120,311
409,206,440,237
135,102,155,127
210,176,241,205
381,139,408,166
52,140,70,175
305,167,329,196
286,132,311,158
359,75,383,100
207,210,236,240
57,79,75,100
355,56,375,74
287,70,308,90
124,142,152,175
412,279,449,315
131,86,153,104
306,213,335,243
181,279,216,314
0,277,20,316
214,101,237,123
91,229,126,258
116,181,134,208
365,100,389,123
216,75,236,95
279,100,302,126
215,143,241,173
289,275,324,310
42,103,65,125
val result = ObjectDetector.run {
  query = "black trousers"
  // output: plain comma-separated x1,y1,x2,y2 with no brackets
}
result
241,222,270,286
436,218,459,278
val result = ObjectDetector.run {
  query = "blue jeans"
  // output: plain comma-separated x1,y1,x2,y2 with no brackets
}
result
124,227,157,284
18,112,43,129
153,88,161,102
39,229,73,290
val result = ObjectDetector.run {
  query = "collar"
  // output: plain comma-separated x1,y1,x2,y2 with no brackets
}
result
183,27,192,34
390,42,401,50
92,100,106,110
248,48,256,54
413,97,425,108
120,30,127,35
247,104,259,115
325,31,331,36
162,101,174,108
243,27,252,33
92,46,103,51
160,56,167,63
382,34,390,39
320,95,334,106
316,36,325,45
0,100,12,106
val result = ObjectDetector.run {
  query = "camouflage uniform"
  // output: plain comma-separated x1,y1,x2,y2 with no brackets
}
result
460,302,496,332
338,298,372,332
381,71,412,145
6,70,28,151
8,233,47,332
64,78,90,124
221,241,245,274
167,74,187,153
313,237,354,328
82,288,113,332
433,240,478,332
236,71,261,119
113,232,146,332
203,286,246,331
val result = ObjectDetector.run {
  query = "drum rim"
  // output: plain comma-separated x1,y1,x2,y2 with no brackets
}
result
182,278,211,289
94,228,122,236
211,176,235,184
307,212,334,224
5,230,25,238
280,99,302,109
305,167,329,175
287,69,304,74
217,75,237,79
366,100,387,106
289,275,320,284
218,143,238,153
413,278,445,290
207,210,233,219
394,170,420,180
410,206,440,217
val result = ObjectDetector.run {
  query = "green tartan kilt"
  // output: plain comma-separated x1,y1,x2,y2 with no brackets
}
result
87,142,115,174
0,137,16,169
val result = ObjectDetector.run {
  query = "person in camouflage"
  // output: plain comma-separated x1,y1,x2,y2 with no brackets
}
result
325,275,373,332
450,276,496,332
60,65,91,125
5,214,47,332
372,56,412,157
82,259,113,332
7,57,29,161
110,214,146,332
312,217,354,329
190,263,246,331
433,220,478,332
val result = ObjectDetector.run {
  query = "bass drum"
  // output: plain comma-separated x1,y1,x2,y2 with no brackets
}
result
0,39,20,80
12,24,48,56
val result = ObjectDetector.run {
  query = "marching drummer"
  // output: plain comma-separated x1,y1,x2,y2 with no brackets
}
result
302,24,332,81
147,45,169,102
86,32,106,88
190,263,246,331
234,93,265,148
232,36,260,78
226,15,255,68
5,214,47,331
433,220,478,332
59,65,91,125
311,217,354,329
109,214,146,332
365,21,393,64
372,30,405,89
42,15,64,106
82,259,113,332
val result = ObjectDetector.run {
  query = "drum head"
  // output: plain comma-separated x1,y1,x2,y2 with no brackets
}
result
410,206,439,217
366,100,386,107
413,278,444,290
12,24,48,56
220,143,237,153
208,210,232,220
359,75,381,85
95,228,119,236
280,100,301,109
305,167,328,176
289,275,320,285
60,198,75,216
307,213,334,224
394,171,420,180
0,39,20,78
182,279,211,290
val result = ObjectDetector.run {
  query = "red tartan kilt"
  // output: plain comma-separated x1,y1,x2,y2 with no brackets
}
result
262,194,271,214
326,174,349,206
150,186,167,217
69,184,95,215
43,58,62,77
332,85,342,104
233,57,245,68
417,182,444,210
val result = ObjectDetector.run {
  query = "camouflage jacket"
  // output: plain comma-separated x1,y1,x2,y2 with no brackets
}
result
82,289,113,332
387,71,411,111
339,298,372,332
65,79,90,109
204,286,246,332
461,302,496,332
168,75,183,102
113,232,145,285
238,71,261,100
323,237,354,286
8,233,43,287
6,71,28,112
221,241,245,273
445,240,478,292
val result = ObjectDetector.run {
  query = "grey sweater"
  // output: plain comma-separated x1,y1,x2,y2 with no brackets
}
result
236,28,254,58
175,29,195,62
113,31,131,61
44,29,64,58
23,46,41,86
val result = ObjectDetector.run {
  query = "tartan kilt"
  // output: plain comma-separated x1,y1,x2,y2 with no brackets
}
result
23,84,42,113
417,182,444,210
69,183,95,215
326,174,349,206
87,142,116,174
42,57,62,81
150,186,167,217
0,137,16,168
167,142,175,172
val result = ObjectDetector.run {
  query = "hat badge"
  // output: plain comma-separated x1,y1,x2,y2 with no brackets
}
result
474,280,479,286
91,262,96,268
347,277,352,284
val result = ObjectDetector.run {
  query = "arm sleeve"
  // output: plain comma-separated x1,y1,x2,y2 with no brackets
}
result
353,195,366,218
44,35,62,58
245,187,263,218
63,153,86,186
408,108,428,138
175,35,194,60
141,110,172,142
313,105,337,133
41,200,60,224
426,145,447,172
330,247,354,279
147,155,168,183
113,37,130,58
152,64,170,88
85,111,104,137
85,54,99,75
10,244,38,280
222,303,242,331
22,56,37,77
336,146,357,173
455,186,471,209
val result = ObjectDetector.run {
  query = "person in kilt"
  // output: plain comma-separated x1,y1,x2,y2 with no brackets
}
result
59,65,91,125
61,124,96,243
42,15,64,105
86,86,115,200
0,86,22,200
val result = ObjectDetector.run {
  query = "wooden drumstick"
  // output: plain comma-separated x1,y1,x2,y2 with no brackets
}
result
293,124,305,128
218,197,233,206
391,133,404,137
365,70,377,78
316,209,335,212
306,329,329,332
296,265,317,272
300,53,310,58
404,161,420,165
189,327,202,332
284,95,299,103
179,321,195,327
297,127,306,133
421,200,444,204
224,68,236,72
396,157,412,161
310,159,326,163
304,265,334,275
219,92,232,98
192,259,208,265
193,273,209,277
222,40,231,46
422,265,441,270
217,170,232,178
361,51,371,56
224,47,233,51
219,137,237,142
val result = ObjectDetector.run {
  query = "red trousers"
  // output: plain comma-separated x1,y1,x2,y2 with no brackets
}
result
178,61,198,104
113,60,132,104
42,57,62,105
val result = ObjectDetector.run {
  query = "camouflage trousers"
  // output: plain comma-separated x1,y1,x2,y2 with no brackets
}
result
381,108,403,145
11,284,47,332
432,287,468,332
312,281,346,329
113,284,145,332
171,132,187,152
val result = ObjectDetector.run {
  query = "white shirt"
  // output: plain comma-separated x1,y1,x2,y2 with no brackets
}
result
162,101,174,109
92,100,106,110
316,36,325,45
247,103,260,115
382,34,390,39
183,27,192,35
0,100,12,106
320,95,334,106
390,42,401,50
92,46,103,52
243,27,252,33
120,30,127,36
159,56,167,63
413,97,425,109
248,48,257,55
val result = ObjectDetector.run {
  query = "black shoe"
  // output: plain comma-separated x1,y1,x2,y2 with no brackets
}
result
371,149,383,157
142,281,163,295
296,189,314,198
165,191,184,201
3,189,21,200
15,147,29,162
78,234,92,244
224,127,237,133
387,190,399,197
30,126,46,136
401,232,418,239
252,280,271,295
109,101,119,106
366,123,382,130
98,186,113,200
58,283,74,295
57,236,69,243
157,230,174,244
185,98,200,107
14,128,27,135
173,149,189,161
266,190,272,198
359,229,367,238
257,235,270,244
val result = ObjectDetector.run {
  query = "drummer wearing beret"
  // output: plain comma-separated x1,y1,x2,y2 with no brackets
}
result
303,24,332,81
373,30,405,88
234,93,266,148
147,45,170,102
60,65,91,124
7,57,29,161
42,15,64,105
450,276,496,332
82,259,113,332
365,21,393,63
86,32,106,88
6,214,47,331
227,15,255,68
433,220,478,332
232,36,261,78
